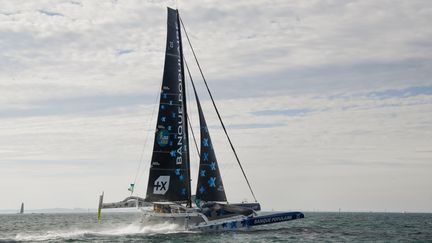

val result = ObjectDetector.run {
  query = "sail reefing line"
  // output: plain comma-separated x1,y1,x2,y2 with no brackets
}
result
179,16,258,202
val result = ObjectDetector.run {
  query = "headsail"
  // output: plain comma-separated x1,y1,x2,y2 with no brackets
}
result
191,84,227,202
145,7,190,203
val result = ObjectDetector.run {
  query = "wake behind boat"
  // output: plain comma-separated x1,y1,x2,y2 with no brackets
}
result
97,7,304,231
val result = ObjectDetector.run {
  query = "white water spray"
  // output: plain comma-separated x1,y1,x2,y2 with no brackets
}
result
14,221,185,242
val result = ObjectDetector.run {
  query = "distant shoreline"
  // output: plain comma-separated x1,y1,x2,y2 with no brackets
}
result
0,209,431,215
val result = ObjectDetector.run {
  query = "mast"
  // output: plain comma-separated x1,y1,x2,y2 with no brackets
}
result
176,9,192,207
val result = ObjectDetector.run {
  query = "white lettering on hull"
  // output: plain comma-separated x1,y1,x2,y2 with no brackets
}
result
253,215,292,225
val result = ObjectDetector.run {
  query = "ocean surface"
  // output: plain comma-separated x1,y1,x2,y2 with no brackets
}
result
0,212,431,242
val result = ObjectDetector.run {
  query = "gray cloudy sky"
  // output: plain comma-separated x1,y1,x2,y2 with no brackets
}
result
0,0,431,212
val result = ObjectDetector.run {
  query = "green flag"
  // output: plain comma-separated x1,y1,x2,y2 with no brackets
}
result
128,183,135,193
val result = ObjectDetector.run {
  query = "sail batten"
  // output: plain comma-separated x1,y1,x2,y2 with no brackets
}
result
145,8,190,203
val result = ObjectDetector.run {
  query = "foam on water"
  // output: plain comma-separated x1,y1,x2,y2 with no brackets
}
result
12,221,184,242
1,212,431,242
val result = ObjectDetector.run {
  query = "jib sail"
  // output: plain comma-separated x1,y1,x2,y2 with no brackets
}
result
191,81,227,202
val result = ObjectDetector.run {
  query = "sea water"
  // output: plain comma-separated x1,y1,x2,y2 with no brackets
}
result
0,212,431,242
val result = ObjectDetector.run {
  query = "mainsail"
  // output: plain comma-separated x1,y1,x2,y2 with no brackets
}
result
145,8,190,203
190,82,227,202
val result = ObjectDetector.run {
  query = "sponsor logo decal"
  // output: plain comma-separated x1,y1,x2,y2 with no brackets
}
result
156,129,169,147
153,176,170,195
253,215,292,225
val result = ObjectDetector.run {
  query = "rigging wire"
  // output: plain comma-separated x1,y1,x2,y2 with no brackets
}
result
177,10,192,208
187,115,200,158
131,87,160,196
179,16,258,202
184,60,201,159
184,58,200,195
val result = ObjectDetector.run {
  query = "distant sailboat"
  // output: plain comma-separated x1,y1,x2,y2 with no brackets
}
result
19,202,24,214
97,7,304,231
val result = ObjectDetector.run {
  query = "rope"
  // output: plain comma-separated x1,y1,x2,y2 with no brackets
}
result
187,115,200,158
184,60,201,159
179,16,258,202
132,87,160,195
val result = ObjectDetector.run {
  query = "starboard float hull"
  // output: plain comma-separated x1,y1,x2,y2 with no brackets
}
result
189,211,304,231
139,209,304,231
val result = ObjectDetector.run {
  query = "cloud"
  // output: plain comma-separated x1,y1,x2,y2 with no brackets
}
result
0,93,152,118
0,0,431,212
366,86,432,99
251,109,313,117
116,49,134,56
38,9,64,17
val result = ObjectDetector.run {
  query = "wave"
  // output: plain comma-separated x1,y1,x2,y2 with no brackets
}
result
10,221,184,242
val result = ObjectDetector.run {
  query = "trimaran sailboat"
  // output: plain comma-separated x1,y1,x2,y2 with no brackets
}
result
97,7,304,231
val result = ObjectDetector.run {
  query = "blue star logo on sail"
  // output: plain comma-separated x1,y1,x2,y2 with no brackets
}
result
160,104,165,110
203,126,208,133
181,188,186,195
203,152,209,161
210,162,216,170
179,174,184,181
208,177,216,187
167,125,172,131
161,116,166,122
199,185,205,194
170,150,176,157
200,170,206,177
171,112,176,118
162,93,168,99
203,138,209,147
175,168,181,176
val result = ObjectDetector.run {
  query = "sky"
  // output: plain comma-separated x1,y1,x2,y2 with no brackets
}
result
0,0,431,212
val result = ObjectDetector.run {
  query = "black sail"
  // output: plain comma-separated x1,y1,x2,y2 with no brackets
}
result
192,86,227,202
145,8,190,203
